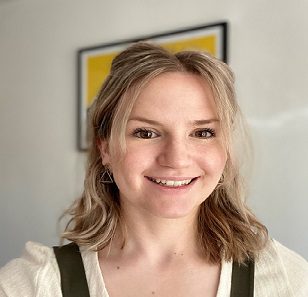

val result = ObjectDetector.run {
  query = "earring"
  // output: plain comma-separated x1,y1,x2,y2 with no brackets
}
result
100,167,114,184
217,174,224,187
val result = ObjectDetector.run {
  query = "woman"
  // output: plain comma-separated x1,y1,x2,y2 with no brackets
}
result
0,42,307,297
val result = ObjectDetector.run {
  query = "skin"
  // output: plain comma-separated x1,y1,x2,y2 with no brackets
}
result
98,72,227,297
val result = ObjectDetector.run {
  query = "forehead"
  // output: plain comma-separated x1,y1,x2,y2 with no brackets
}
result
129,72,218,122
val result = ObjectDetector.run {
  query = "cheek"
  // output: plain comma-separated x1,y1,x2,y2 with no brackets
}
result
124,147,153,170
125,142,159,167
200,144,227,174
111,147,155,187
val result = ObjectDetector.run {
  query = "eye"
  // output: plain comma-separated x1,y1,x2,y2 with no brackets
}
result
191,128,216,139
133,128,159,139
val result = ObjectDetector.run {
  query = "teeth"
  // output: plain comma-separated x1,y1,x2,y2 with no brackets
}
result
149,178,193,187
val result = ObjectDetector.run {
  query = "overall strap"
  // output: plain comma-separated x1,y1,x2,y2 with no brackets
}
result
53,243,254,297
53,243,90,297
230,258,254,297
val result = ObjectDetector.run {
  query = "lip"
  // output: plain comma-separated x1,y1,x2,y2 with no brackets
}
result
145,176,198,181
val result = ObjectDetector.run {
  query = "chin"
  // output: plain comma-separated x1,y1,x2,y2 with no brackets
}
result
148,204,200,220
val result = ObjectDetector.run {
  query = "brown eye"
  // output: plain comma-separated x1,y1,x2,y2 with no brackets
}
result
193,128,215,138
133,128,159,139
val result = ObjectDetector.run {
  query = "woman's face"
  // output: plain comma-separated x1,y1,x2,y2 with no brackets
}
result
100,72,227,220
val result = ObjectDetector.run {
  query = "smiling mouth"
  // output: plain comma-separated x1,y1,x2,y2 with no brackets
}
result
146,176,198,187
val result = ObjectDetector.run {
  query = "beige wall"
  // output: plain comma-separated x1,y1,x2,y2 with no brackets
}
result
0,0,307,265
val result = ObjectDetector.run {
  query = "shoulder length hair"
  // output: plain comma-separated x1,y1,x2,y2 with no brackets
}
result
62,42,268,263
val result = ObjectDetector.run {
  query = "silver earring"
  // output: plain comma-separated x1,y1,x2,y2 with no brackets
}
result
100,167,114,184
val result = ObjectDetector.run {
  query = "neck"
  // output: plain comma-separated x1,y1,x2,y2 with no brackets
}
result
103,205,202,264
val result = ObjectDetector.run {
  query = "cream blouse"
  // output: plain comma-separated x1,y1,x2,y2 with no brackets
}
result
0,239,307,297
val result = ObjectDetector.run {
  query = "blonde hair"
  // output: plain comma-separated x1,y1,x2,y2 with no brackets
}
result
62,42,268,263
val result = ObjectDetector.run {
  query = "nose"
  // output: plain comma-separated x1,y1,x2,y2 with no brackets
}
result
157,137,192,169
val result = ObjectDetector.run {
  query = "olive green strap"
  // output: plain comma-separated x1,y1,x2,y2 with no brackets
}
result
53,243,90,297
230,259,254,297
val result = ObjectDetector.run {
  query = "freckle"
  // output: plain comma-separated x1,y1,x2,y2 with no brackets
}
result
173,252,177,255
152,291,155,294
181,253,184,256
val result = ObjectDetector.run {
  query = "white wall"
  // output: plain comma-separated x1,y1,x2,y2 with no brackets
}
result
0,0,307,266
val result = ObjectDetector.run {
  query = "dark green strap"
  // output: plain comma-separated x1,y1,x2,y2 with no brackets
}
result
53,243,90,297
230,259,254,297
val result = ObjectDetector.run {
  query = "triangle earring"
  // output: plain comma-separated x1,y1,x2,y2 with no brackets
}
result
216,174,224,189
100,168,114,184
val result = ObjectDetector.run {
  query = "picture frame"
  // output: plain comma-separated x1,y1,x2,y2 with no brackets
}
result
77,22,228,150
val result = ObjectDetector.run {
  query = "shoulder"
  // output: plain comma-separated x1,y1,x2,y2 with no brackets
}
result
0,242,61,297
255,238,308,297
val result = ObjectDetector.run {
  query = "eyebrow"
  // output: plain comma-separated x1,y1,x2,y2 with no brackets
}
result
128,116,219,126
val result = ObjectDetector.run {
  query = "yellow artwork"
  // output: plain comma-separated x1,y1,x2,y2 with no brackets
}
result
78,22,227,150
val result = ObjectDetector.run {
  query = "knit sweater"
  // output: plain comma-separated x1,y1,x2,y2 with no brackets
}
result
0,239,307,297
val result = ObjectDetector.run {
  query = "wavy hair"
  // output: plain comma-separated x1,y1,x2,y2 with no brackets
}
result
61,42,268,263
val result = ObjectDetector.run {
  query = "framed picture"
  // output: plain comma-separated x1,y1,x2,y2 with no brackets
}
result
77,22,228,150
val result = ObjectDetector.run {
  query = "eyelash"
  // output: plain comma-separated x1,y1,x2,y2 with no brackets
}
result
133,128,159,139
132,128,216,139
192,128,216,138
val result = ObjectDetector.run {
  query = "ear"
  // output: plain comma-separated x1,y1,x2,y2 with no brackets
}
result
97,139,111,165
